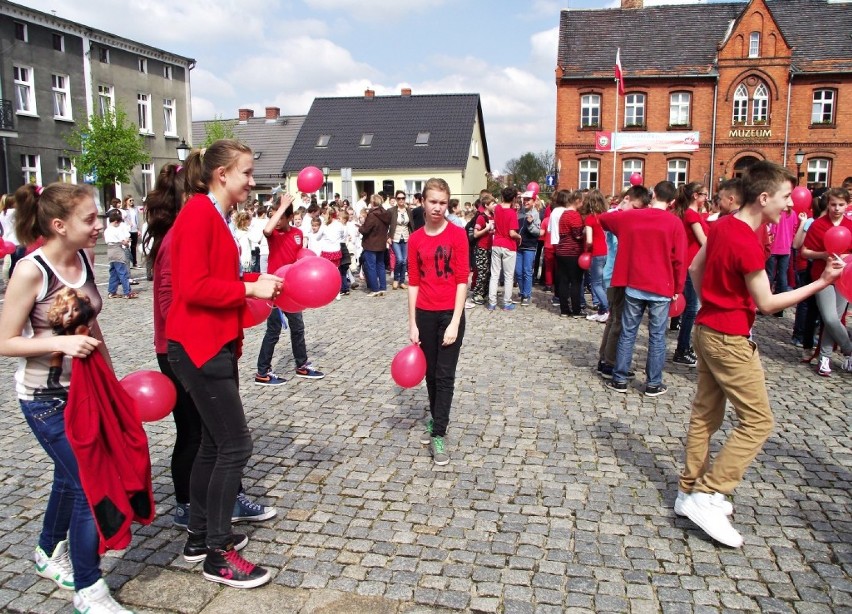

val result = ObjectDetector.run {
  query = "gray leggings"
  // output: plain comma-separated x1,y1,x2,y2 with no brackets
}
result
815,285,851,358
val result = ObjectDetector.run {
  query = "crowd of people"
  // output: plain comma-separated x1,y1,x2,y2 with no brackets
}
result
0,144,848,611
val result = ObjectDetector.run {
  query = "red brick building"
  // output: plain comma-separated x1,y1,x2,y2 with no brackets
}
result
555,0,852,195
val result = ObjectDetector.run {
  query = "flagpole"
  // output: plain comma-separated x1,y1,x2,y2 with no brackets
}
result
611,51,620,196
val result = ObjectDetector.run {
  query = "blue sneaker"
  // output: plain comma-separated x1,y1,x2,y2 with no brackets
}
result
486,303,497,311
295,365,325,379
503,303,516,311
232,492,277,523
255,371,286,386
173,502,190,528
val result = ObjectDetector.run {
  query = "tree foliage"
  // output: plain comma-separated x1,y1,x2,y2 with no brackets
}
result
65,105,150,188
503,150,554,190
202,115,236,147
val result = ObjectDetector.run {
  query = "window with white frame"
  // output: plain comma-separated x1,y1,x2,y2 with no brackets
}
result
752,83,769,123
669,92,691,126
579,159,599,190
748,32,760,58
415,131,430,145
141,163,154,196
21,154,40,185
807,158,830,186
622,159,643,189
163,98,176,135
58,157,76,184
138,58,147,73
624,93,645,127
667,159,688,187
99,47,109,63
470,139,479,158
52,33,64,52
316,134,330,147
98,85,114,116
163,65,173,80
137,93,152,134
360,133,373,147
14,65,36,114
52,74,72,120
581,94,601,127
14,22,27,42
811,89,835,124
405,180,425,196
733,84,748,124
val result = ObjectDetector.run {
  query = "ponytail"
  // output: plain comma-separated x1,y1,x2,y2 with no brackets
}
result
144,163,186,265
185,139,252,196
673,181,703,219
15,183,94,246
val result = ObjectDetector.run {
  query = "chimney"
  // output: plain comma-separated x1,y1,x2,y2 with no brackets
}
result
621,0,643,7
401,88,412,97
365,89,375,99
238,108,254,121
265,106,280,121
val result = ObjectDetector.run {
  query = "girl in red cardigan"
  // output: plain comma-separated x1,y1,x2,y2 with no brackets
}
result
166,140,281,589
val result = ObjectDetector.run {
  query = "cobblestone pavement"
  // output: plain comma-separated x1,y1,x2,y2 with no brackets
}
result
0,264,849,613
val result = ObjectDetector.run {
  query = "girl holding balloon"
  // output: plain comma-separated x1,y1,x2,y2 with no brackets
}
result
166,139,281,589
801,187,852,377
0,183,133,612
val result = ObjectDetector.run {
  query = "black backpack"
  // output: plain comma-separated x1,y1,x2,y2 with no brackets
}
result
465,214,481,245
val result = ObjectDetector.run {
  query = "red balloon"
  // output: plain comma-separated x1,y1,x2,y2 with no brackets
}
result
526,182,540,196
120,370,177,422
1,240,15,256
791,186,812,210
273,264,292,279
283,256,340,308
629,173,643,186
390,344,427,388
296,248,315,260
669,294,686,317
578,253,592,270
242,297,272,328
837,254,852,303
296,166,324,193
275,291,305,312
824,225,852,255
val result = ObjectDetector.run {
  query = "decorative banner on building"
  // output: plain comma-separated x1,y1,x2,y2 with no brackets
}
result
595,131,700,153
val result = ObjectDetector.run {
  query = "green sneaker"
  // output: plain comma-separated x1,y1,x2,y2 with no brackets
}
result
430,435,449,466
420,419,433,445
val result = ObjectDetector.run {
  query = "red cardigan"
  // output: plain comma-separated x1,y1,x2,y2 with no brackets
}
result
165,194,246,367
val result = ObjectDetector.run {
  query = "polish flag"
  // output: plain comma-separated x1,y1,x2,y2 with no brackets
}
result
615,48,625,96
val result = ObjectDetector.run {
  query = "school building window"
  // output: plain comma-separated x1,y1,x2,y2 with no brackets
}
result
21,154,40,185
622,159,643,189
14,65,36,114
581,94,601,127
579,159,599,190
807,159,830,186
748,32,760,58
137,93,152,134
624,93,645,128
811,89,835,124
52,74,72,120
163,98,176,136
667,159,688,187
732,80,770,125
669,92,691,126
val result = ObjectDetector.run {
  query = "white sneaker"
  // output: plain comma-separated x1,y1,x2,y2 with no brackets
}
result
681,492,743,548
597,311,609,323
674,490,732,517
843,354,852,372
73,578,133,613
818,356,831,377
34,540,74,590
585,313,601,322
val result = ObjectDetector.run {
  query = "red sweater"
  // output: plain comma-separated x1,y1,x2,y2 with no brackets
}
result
166,194,246,367
600,207,687,297
408,222,469,310
803,215,852,279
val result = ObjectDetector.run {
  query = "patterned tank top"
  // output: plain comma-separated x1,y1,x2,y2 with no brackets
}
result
15,248,102,400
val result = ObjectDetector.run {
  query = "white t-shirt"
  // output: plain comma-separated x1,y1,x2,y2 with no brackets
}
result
547,208,565,246
321,220,346,252
104,222,130,245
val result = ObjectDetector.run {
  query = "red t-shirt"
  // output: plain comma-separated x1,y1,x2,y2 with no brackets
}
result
585,214,607,257
408,222,470,311
266,226,304,274
555,210,584,257
803,215,852,279
683,208,709,265
695,214,765,336
474,213,493,250
492,204,519,251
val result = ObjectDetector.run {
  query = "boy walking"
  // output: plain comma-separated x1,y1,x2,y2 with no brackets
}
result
487,187,520,311
676,161,843,547
104,210,137,299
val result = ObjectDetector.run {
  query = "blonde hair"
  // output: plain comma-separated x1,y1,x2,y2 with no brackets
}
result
185,139,252,195
234,210,252,231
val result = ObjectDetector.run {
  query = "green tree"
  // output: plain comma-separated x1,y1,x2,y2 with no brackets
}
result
66,105,150,201
202,115,236,147
503,150,553,190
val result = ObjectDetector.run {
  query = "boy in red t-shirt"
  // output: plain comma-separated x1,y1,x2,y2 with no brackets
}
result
469,195,496,305
255,194,324,385
677,161,844,548
408,178,469,466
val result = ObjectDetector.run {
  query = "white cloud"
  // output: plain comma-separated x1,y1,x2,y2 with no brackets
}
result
302,0,448,20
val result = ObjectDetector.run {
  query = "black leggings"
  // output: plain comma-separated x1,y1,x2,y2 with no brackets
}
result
167,341,252,548
416,309,465,438
555,254,583,315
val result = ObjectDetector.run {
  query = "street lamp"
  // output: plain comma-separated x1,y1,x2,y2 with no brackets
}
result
322,165,330,201
795,148,806,186
176,139,190,163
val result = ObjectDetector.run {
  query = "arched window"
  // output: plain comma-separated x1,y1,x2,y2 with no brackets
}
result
733,84,748,124
731,80,770,126
752,83,768,123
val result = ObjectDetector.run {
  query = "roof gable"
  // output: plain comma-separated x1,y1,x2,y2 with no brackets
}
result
283,93,489,173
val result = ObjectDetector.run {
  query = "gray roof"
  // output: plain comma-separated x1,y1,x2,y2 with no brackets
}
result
283,93,490,173
191,115,306,181
558,0,852,80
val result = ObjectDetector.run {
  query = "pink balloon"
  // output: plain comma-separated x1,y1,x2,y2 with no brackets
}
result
242,297,272,328
669,294,686,317
824,225,852,255
120,370,177,422
791,186,811,210
578,253,591,270
390,344,427,388
526,182,540,196
283,256,340,308
837,254,852,303
629,173,642,186
296,248,315,260
1,240,15,256
273,264,292,279
275,291,305,312
296,166,324,193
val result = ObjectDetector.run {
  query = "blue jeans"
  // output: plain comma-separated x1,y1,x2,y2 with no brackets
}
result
363,250,386,292
589,255,608,313
765,254,790,294
107,260,130,294
391,241,408,283
676,275,699,355
21,397,101,591
514,249,535,298
256,308,308,375
615,294,670,387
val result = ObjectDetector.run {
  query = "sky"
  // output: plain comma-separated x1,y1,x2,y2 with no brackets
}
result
17,0,729,173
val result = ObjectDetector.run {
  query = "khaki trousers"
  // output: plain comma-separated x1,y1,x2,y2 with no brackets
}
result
679,326,774,495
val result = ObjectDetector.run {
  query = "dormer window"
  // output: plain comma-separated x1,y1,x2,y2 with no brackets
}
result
360,133,373,147
316,134,330,148
415,131,430,146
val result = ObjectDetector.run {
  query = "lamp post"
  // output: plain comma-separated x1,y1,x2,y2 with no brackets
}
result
176,139,190,163
322,165,330,201
795,148,806,186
